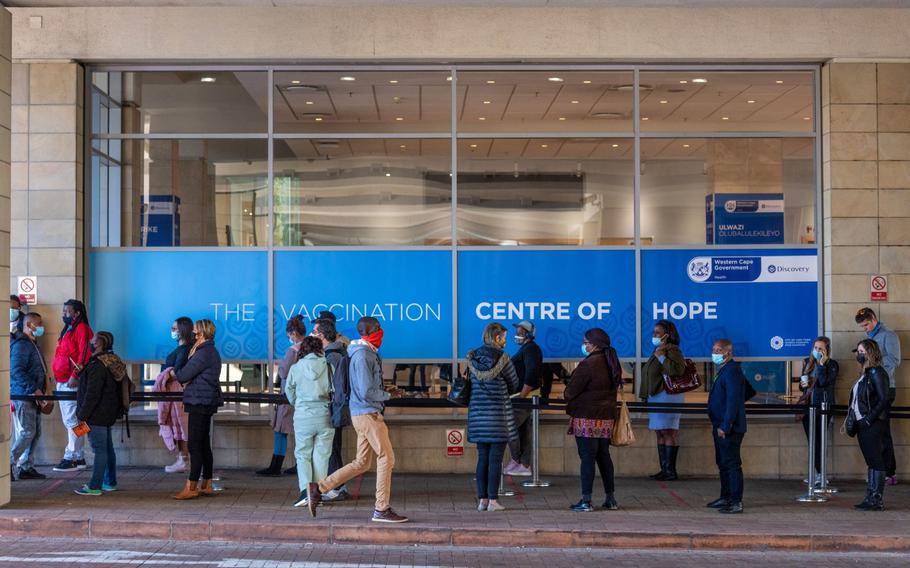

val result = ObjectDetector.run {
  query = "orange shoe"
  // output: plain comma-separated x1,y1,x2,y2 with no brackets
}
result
198,478,215,496
174,480,200,500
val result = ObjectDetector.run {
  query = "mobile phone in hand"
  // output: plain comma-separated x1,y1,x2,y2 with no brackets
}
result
73,422,91,437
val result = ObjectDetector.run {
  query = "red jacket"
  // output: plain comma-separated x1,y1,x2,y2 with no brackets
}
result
52,321,94,383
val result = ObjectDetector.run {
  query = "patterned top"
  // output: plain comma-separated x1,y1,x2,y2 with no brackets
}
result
567,417,614,439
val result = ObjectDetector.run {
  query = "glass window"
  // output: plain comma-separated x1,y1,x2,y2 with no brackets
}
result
457,138,634,245
456,71,634,134
639,138,815,245
273,138,452,246
91,71,269,134
639,71,815,132
91,139,268,247
274,71,451,134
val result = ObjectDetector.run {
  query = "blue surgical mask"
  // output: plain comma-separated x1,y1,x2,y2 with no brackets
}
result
651,336,662,347
580,344,589,357
9,308,19,322
170,330,180,341
34,326,45,338
711,353,725,365
811,350,823,361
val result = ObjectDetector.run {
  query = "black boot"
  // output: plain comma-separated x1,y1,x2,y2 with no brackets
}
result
256,454,284,477
855,469,875,510
650,445,669,480
663,446,679,481
869,470,886,511
283,464,297,475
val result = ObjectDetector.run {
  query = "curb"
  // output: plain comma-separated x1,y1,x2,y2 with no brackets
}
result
1,517,909,552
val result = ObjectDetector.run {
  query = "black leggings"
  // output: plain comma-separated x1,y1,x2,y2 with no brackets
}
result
187,412,214,482
857,418,888,472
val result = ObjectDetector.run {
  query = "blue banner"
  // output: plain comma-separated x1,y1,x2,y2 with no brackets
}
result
641,249,818,358
708,193,785,244
457,250,637,358
90,250,269,361
273,250,453,360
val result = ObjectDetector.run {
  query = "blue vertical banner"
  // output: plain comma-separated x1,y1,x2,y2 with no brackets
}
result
273,250,453,360
457,250,637,358
707,193,785,244
641,248,818,358
90,250,269,361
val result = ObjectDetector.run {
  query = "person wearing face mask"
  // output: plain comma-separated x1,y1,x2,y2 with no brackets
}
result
465,323,520,512
565,328,623,512
855,307,901,485
503,320,543,477
640,320,687,482
10,312,50,480
10,294,24,334
706,338,748,514
155,317,194,474
849,339,891,511
797,336,839,485
307,317,409,523
312,317,351,503
51,299,94,472
257,315,307,477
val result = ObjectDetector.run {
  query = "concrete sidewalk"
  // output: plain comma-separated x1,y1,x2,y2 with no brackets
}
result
2,467,909,553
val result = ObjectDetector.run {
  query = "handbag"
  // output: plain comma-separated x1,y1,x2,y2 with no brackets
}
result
662,358,702,395
843,411,857,438
611,399,636,447
447,370,472,407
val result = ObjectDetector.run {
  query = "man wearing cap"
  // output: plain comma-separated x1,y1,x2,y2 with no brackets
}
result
503,320,544,477
311,310,351,348
856,307,902,485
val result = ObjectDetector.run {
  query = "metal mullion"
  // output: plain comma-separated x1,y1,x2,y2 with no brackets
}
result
456,131,633,139
646,244,819,251
633,67,643,397
639,131,814,139
271,245,452,252
451,67,459,372
637,64,820,72
453,64,635,71
90,246,269,252
90,64,272,72
458,245,634,252
267,67,276,389
273,132,451,140
271,64,453,71
813,66,824,337
92,133,269,140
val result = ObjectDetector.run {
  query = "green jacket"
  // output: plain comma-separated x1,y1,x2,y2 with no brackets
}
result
285,353,331,419
640,343,687,399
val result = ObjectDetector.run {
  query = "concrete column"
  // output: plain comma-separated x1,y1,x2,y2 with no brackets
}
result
1,6,13,507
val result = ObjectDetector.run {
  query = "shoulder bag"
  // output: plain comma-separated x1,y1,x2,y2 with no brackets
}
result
663,358,702,395
447,368,472,407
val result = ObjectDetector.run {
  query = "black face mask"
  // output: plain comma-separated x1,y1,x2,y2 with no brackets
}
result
856,353,866,365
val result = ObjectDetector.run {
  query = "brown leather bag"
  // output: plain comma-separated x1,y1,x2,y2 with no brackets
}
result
662,358,702,394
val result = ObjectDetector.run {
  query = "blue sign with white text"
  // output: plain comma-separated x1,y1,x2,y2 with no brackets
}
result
707,193,785,244
273,250,453,360
457,250,637,359
641,248,818,358
90,250,269,361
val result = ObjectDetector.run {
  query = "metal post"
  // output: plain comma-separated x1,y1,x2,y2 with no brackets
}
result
210,415,224,491
814,401,838,495
499,468,515,497
523,396,550,488
797,405,826,502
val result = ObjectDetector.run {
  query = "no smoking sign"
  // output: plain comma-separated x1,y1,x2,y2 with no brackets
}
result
871,275,888,302
17,276,38,306
446,428,464,457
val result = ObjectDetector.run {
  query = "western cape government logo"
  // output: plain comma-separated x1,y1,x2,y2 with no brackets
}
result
686,255,817,283
770,336,784,350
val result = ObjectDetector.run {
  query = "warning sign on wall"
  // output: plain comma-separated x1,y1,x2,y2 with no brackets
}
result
871,275,888,302
17,276,38,305
446,428,465,457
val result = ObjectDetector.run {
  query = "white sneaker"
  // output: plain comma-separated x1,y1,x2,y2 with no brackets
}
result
165,455,187,474
322,489,343,502
510,464,533,477
487,501,506,511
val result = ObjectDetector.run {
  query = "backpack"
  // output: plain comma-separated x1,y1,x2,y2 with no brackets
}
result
326,348,352,428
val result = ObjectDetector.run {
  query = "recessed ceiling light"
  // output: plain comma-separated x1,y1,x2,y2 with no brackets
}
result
721,116,729,120
305,101,314,105
683,144,690,148
315,117,323,121
486,80,495,84
747,100,756,104
478,117,486,121
395,117,404,121
548,77,563,82
803,116,811,120
446,76,453,81
385,172,391,177
611,144,619,148
558,117,566,121
692,78,708,84
641,117,649,121
389,80,398,84
583,80,592,84
776,80,784,84
571,100,580,104
200,76,216,83
660,100,668,104
483,100,491,105
399,144,406,149
590,112,624,119
679,80,688,84
291,80,301,85
340,76,355,81
469,144,478,148
541,144,549,148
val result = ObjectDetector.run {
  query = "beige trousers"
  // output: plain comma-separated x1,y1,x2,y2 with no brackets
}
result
318,412,396,512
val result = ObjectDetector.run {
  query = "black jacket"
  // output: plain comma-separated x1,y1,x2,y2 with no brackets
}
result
76,352,127,427
849,366,890,425
564,350,617,420
176,340,224,410
798,358,839,405
511,340,543,390
164,343,191,372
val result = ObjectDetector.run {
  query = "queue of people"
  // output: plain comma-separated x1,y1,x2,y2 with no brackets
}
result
6,297,904,519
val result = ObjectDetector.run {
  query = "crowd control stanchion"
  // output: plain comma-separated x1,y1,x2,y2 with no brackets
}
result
814,401,838,495
522,396,550,488
210,415,225,492
499,468,515,497
797,404,826,503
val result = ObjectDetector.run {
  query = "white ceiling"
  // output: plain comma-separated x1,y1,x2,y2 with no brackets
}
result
5,1,910,7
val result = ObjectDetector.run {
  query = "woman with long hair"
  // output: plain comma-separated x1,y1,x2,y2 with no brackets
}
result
849,339,891,511
640,320,687,481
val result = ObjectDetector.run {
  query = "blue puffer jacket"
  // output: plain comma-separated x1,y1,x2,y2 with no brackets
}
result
10,332,46,396
466,345,520,444
175,340,224,410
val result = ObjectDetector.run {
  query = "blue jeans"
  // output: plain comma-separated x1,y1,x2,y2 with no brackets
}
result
475,442,506,500
11,402,41,471
87,426,117,490
575,436,614,501
713,429,744,503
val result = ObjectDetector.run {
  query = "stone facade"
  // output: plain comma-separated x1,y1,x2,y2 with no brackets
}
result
0,7,12,508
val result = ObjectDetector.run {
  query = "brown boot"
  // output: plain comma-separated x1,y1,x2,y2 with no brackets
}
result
198,478,215,496
174,480,200,500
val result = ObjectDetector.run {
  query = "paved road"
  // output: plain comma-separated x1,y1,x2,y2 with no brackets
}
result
0,538,908,568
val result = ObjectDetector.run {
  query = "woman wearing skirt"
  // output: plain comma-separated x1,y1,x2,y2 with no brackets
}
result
641,320,687,481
